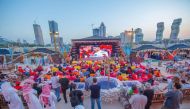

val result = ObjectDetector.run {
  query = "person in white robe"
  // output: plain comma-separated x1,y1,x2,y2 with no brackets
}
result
39,83,57,109
22,81,43,109
129,89,147,109
1,82,24,109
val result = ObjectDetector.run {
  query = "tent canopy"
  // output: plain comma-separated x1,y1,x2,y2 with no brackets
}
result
167,44,189,51
0,49,10,55
31,48,56,54
132,45,161,51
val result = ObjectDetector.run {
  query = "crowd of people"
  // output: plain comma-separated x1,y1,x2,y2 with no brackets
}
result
0,56,190,109
128,80,183,109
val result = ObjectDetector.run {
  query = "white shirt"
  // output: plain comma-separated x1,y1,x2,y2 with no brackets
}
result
75,105,85,109
129,94,147,109
51,76,60,89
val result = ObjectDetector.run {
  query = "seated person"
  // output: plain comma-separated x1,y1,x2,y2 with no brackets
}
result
154,69,161,77
181,80,190,89
33,83,42,96
117,74,123,81
132,73,138,80
74,75,80,82
14,81,22,90
126,67,132,74
128,85,139,95
180,71,188,82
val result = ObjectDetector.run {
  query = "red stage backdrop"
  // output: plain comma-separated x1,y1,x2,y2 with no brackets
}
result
79,45,112,58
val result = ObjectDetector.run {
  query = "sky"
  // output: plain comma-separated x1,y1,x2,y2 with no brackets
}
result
0,0,190,44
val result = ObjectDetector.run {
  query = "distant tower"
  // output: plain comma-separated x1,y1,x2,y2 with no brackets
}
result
33,24,44,45
119,32,126,47
124,30,134,46
93,28,99,36
23,39,28,44
48,20,59,46
17,38,21,44
170,18,182,40
99,22,106,37
156,22,164,42
135,28,143,43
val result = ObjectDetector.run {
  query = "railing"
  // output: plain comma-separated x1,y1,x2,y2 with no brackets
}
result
152,88,190,103
0,63,15,71
119,88,190,109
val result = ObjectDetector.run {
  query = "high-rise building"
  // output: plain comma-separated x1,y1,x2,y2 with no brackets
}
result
156,22,164,42
48,20,59,46
124,30,134,46
170,18,182,40
17,38,21,44
99,22,106,37
119,30,134,47
23,39,28,44
92,22,106,37
135,28,143,43
93,28,99,36
119,32,126,47
33,24,44,45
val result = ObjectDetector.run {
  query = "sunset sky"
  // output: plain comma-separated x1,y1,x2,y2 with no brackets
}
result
0,0,189,44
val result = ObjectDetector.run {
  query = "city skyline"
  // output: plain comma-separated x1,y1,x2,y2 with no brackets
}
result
0,0,190,44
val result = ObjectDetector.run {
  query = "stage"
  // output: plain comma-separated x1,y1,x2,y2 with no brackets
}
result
71,36,121,60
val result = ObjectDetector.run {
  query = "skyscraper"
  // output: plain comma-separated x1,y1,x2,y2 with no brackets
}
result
156,22,164,42
23,39,28,44
33,24,44,45
48,20,59,46
120,30,134,47
170,18,182,40
93,28,99,36
135,28,143,43
99,22,106,37
120,32,126,47
124,30,134,46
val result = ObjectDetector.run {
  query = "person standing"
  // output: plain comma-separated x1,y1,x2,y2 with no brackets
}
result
143,83,154,109
1,82,24,109
90,77,101,109
69,83,84,108
129,89,147,109
39,84,57,109
22,81,43,109
58,64,63,72
14,81,22,91
163,76,180,92
59,76,70,103
162,83,183,109
51,72,61,102
33,83,42,96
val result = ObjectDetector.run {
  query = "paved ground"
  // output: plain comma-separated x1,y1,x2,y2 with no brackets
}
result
56,95,190,109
